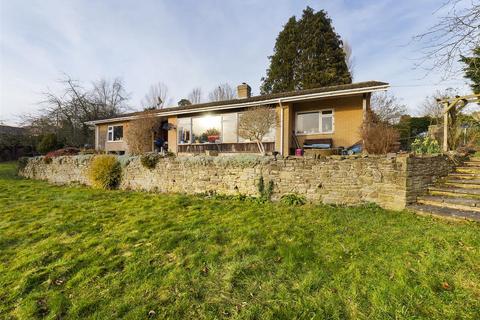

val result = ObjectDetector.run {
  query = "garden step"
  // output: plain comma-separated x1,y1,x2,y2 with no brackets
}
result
428,186,480,198
417,195,480,212
444,180,480,189
463,161,480,167
455,167,480,174
408,204,480,222
446,177,480,184
447,173,480,180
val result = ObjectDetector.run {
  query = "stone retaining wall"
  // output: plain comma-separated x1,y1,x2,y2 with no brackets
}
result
19,154,460,210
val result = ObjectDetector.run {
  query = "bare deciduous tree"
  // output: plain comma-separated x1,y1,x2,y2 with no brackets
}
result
26,75,129,147
420,88,459,123
414,0,480,75
208,83,236,102
126,115,161,154
370,92,407,124
343,41,355,80
238,106,276,155
141,82,172,109
90,78,129,116
188,87,202,104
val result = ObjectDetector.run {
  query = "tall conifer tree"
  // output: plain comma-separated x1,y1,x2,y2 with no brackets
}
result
261,7,351,94
461,47,480,94
261,17,298,94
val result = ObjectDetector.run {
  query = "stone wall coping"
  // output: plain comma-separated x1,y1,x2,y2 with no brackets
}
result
28,152,461,164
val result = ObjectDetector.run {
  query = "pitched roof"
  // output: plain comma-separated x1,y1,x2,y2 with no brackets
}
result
87,81,388,124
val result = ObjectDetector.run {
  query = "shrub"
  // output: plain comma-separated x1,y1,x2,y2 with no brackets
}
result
140,153,160,169
117,155,136,168
411,137,441,154
280,193,307,206
45,147,80,158
361,112,400,154
37,133,60,154
43,156,52,164
257,176,274,202
126,116,161,154
87,155,121,189
17,157,29,172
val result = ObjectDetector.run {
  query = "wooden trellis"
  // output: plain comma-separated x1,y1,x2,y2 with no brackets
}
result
438,93,480,152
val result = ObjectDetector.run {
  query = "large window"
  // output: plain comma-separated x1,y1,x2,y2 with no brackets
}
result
177,118,191,144
192,115,221,143
177,112,276,144
295,109,334,134
107,125,123,141
221,113,238,143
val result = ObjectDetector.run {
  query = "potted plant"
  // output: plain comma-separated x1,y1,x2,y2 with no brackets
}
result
204,128,220,143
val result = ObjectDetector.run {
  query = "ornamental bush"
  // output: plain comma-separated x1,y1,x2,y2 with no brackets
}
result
140,153,160,169
361,112,400,154
45,147,80,158
280,193,307,206
87,155,121,189
257,176,274,202
411,137,441,154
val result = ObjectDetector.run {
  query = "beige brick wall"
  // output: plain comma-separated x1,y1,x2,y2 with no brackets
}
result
292,96,364,149
96,122,130,153
94,95,367,156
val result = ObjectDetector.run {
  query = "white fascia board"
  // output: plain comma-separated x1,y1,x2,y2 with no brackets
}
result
86,84,389,125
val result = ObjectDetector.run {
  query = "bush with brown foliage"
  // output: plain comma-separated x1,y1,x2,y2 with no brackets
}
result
126,116,161,155
45,147,80,158
361,111,400,154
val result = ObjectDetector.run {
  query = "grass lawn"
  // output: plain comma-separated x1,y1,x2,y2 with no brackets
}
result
1,162,480,319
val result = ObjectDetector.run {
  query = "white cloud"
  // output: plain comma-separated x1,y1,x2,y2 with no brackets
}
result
0,0,473,125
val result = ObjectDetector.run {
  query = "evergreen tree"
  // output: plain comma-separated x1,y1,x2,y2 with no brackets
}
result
260,17,298,94
261,7,351,94
177,99,192,107
461,47,480,94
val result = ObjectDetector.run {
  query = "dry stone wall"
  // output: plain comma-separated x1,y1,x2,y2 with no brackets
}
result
19,154,459,210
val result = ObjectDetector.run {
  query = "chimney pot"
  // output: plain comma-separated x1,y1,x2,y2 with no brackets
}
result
237,83,251,99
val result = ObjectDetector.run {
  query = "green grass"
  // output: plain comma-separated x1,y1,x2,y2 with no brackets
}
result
1,162,480,319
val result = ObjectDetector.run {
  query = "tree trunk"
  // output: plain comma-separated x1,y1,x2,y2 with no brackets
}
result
256,140,265,155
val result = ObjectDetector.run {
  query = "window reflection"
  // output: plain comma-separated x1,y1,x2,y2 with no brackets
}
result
177,111,276,144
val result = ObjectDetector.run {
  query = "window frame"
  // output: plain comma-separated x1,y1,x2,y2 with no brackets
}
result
295,109,335,135
220,112,239,143
177,113,240,144
176,111,277,144
107,125,124,142
177,117,192,144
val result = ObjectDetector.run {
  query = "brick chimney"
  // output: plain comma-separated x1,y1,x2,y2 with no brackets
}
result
237,83,251,99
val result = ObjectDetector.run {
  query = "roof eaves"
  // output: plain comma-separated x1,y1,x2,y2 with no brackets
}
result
86,81,389,125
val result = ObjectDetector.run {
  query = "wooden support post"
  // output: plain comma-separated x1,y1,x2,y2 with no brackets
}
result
362,93,368,122
443,103,449,152
438,94,480,152
151,131,155,152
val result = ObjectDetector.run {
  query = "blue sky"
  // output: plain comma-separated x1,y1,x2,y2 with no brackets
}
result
0,0,471,125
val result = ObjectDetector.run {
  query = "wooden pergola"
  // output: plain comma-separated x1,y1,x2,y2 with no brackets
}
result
438,93,480,152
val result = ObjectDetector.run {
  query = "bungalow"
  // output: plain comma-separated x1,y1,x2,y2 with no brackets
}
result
87,81,389,156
